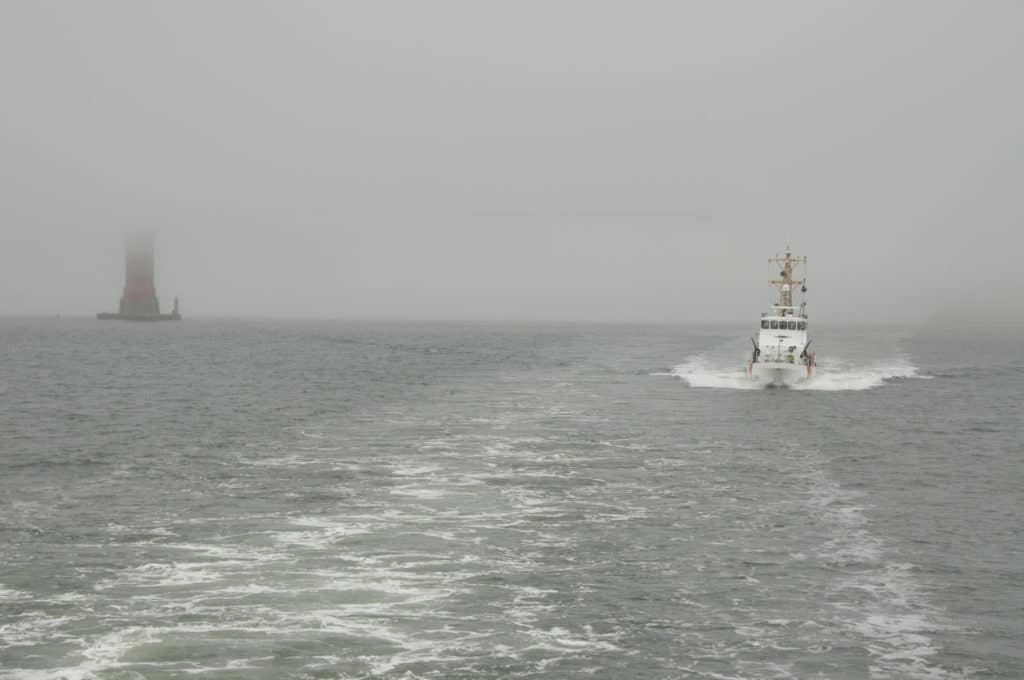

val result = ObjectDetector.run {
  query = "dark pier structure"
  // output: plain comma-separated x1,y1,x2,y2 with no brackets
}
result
97,234,181,321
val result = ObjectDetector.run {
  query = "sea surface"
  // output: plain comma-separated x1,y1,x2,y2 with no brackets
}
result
1,318,1021,679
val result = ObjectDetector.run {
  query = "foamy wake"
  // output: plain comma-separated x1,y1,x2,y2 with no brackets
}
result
662,355,928,391
807,469,960,679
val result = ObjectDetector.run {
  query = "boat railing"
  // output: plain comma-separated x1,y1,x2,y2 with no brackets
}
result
762,307,808,319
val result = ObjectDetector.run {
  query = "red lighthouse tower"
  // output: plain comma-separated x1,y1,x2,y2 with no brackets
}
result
98,233,181,321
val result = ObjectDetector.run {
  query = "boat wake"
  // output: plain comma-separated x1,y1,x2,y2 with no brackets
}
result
663,355,927,391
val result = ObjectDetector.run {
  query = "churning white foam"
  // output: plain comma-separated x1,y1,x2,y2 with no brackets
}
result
665,356,761,390
791,358,925,391
665,355,927,391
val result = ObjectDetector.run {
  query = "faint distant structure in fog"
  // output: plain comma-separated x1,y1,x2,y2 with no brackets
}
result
97,233,181,321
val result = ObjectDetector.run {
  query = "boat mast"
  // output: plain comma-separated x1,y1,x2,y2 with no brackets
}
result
769,247,807,316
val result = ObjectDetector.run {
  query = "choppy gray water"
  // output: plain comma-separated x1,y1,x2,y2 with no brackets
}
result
1,319,1021,679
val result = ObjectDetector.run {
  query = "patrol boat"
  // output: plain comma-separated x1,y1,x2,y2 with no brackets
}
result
748,248,815,386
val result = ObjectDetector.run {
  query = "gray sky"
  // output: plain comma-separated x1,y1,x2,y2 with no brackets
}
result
1,1,1021,322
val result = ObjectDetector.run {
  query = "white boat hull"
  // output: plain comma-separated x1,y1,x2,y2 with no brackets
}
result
748,362,813,387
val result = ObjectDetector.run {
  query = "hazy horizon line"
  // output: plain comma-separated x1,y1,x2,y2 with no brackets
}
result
0,312,999,330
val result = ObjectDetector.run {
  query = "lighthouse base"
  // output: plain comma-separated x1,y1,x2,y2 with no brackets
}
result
97,312,181,321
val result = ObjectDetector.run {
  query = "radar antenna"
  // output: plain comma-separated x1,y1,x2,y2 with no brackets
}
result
769,247,807,316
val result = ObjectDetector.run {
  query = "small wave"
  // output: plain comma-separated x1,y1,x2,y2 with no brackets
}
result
272,516,374,548
392,464,443,477
98,561,223,588
0,585,30,601
390,486,448,500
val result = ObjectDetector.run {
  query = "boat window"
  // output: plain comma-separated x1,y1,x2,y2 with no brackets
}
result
788,321,798,330
769,320,779,329
797,321,806,330
761,320,769,329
